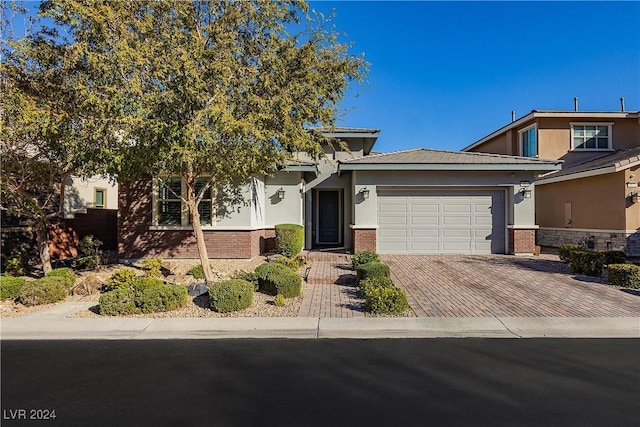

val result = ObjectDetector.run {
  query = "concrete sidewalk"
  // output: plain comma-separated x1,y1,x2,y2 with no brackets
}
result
2,316,639,340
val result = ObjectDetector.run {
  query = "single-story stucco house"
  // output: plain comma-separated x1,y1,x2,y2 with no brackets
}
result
117,128,562,260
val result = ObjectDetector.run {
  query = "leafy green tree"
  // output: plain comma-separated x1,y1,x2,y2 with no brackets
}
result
29,0,366,281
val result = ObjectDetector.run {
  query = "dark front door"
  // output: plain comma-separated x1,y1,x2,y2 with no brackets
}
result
318,190,341,245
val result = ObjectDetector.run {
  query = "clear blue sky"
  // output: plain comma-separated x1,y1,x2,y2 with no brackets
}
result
309,1,640,152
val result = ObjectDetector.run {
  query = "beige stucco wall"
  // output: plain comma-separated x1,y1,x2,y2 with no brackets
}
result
626,167,640,230
64,175,118,217
470,133,509,155
536,172,626,230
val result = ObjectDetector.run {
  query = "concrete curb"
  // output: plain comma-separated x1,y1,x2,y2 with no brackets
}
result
2,316,639,340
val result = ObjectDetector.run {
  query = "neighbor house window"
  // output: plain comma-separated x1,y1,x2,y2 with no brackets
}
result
519,125,537,157
156,177,213,226
94,188,106,209
571,123,612,150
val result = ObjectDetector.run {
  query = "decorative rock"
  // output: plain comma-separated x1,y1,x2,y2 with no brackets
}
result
71,276,104,296
187,282,208,297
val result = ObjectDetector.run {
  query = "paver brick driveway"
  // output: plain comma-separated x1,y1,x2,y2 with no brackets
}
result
382,255,640,317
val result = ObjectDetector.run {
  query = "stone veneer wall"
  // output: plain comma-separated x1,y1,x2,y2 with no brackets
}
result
537,228,640,256
352,229,377,252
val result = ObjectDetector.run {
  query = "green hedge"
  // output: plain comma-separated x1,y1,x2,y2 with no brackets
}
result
607,264,640,289
254,262,302,298
358,276,393,298
351,251,381,270
45,268,76,289
569,250,605,277
104,269,138,292
99,280,187,315
603,251,626,266
18,277,69,306
208,279,254,313
559,244,583,263
0,276,27,300
364,285,409,315
231,270,259,291
99,288,138,315
356,262,390,283
275,224,304,257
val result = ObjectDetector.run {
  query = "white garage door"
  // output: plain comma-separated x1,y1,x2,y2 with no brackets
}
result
377,189,505,254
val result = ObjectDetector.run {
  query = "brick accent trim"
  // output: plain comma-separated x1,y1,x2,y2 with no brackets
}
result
509,228,535,255
352,228,376,252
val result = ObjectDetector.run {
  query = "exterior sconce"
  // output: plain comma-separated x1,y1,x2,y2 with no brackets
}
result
519,181,531,188
632,192,640,203
521,188,532,199
277,188,285,200
360,187,370,199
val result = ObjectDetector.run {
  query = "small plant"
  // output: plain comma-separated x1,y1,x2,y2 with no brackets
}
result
0,276,27,300
231,270,259,291
254,262,302,298
141,258,163,277
104,269,138,292
274,224,304,257
77,235,103,270
558,244,584,263
208,279,254,313
568,250,605,277
187,264,205,280
351,251,380,270
607,264,640,289
274,294,286,307
18,277,69,306
358,276,394,298
364,285,410,315
603,251,626,266
4,257,25,276
356,262,391,283
45,268,76,289
275,256,305,271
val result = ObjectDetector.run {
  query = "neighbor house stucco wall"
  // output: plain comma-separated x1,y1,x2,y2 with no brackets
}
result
64,175,118,217
625,167,640,231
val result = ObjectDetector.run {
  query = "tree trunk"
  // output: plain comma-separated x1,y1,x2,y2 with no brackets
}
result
35,219,52,274
184,174,215,283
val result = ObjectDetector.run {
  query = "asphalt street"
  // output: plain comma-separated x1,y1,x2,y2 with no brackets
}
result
1,339,639,426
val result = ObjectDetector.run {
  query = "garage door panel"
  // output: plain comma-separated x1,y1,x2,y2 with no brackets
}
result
377,189,505,255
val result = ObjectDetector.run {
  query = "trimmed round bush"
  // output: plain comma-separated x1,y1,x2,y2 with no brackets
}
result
603,251,626,266
364,285,410,315
358,276,393,298
135,284,187,314
356,262,390,283
132,277,165,292
608,264,640,289
569,250,605,277
0,276,27,300
105,269,138,292
99,288,139,315
351,251,381,270
254,262,302,298
208,279,254,313
275,224,304,257
18,277,68,306
559,244,583,263
45,268,76,289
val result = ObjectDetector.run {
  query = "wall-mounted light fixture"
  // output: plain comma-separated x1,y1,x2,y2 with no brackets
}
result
277,187,285,200
521,188,532,199
632,192,640,203
519,180,531,188
360,187,370,199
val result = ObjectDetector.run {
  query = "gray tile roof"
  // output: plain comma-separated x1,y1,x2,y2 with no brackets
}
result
341,148,561,165
540,147,640,179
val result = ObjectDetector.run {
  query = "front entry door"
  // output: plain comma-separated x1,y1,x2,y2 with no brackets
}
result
317,190,341,245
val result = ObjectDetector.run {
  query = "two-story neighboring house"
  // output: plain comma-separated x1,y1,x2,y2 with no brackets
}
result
463,110,640,255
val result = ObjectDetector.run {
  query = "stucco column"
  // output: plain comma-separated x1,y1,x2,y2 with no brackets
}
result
509,183,537,255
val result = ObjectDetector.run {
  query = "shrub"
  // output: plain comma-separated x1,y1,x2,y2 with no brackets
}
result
356,262,390,283
135,284,188,314
104,269,138,292
274,294,286,307
45,268,76,289
559,244,583,263
77,235,103,270
231,270,259,291
141,258,163,277
132,277,165,292
254,262,302,298
4,257,25,276
351,251,380,270
18,277,68,306
99,288,139,315
569,250,605,277
603,251,626,266
208,279,254,313
275,256,305,271
0,276,27,300
187,264,205,280
358,276,394,298
274,224,304,257
364,285,410,315
607,264,640,289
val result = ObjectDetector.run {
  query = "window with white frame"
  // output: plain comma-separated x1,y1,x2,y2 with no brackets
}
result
571,123,612,150
156,177,213,226
94,188,106,209
519,125,537,157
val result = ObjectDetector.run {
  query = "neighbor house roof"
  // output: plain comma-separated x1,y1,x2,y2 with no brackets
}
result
462,110,640,152
537,147,640,184
338,148,562,172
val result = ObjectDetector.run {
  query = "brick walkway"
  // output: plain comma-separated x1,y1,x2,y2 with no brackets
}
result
383,255,640,317
298,251,364,318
